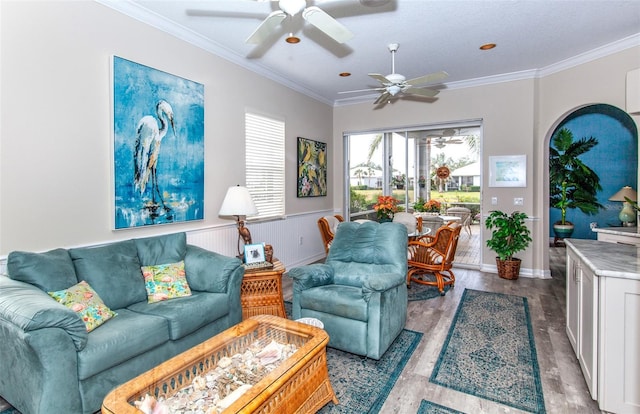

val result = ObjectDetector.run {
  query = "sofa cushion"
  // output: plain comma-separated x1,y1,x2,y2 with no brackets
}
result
135,232,186,266
127,291,228,340
7,248,77,292
48,281,117,332
300,285,368,322
76,308,169,380
69,240,147,310
184,245,242,293
141,261,192,303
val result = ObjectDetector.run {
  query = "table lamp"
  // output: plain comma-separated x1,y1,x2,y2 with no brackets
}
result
608,186,637,227
219,185,258,256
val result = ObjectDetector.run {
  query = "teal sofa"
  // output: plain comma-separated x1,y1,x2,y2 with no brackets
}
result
289,221,408,360
0,232,244,414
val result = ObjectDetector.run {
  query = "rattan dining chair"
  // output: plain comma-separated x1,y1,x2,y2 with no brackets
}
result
317,214,344,254
407,222,462,296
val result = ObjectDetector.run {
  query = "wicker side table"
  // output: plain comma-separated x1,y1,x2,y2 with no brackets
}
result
240,259,287,319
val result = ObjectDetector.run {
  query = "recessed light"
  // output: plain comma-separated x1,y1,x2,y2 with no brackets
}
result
285,34,300,44
480,43,496,50
339,72,351,77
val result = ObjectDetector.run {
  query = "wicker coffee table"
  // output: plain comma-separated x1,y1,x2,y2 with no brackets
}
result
102,315,337,414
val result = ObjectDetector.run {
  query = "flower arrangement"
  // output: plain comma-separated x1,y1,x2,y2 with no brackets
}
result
424,199,441,213
373,195,399,221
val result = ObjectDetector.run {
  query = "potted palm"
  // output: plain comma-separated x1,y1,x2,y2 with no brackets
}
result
485,210,532,280
549,127,602,241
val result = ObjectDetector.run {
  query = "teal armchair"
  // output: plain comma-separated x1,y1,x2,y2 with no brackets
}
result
289,221,408,359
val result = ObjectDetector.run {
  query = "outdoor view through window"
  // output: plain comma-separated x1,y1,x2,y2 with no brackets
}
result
347,125,481,267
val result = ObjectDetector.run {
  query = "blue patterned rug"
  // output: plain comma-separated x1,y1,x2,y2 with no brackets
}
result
320,328,422,413
417,399,465,414
408,273,451,300
430,289,546,413
285,301,423,413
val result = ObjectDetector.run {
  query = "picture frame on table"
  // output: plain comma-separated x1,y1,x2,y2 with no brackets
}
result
489,155,527,187
244,243,266,264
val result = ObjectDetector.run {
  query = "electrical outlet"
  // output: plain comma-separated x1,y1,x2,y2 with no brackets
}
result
491,197,498,205
514,197,524,206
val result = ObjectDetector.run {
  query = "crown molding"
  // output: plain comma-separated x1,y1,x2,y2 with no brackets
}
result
95,0,334,106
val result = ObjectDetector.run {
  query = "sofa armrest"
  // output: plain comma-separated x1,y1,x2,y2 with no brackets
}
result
184,245,243,293
288,264,334,292
0,276,87,351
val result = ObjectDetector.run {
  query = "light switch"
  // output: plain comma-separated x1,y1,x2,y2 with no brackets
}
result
491,197,498,205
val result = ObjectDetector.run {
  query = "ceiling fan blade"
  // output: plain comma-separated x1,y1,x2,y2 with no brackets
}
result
245,10,287,44
406,71,449,86
369,73,390,84
374,91,391,105
405,87,439,98
302,6,354,43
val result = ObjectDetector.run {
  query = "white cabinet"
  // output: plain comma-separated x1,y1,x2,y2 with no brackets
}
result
565,248,598,398
565,249,579,354
565,240,640,413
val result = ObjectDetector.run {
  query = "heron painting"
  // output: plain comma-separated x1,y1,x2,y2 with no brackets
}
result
112,56,204,229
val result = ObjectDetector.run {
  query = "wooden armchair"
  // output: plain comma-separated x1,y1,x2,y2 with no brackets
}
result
317,214,344,254
407,222,462,295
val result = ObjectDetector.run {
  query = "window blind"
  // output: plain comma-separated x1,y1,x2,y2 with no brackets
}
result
245,112,285,219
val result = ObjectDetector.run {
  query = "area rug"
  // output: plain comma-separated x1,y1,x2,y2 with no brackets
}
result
417,399,465,414
285,301,423,413
430,289,546,414
319,328,422,413
408,273,451,300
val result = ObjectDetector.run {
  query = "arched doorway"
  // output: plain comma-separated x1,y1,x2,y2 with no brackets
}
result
547,104,638,242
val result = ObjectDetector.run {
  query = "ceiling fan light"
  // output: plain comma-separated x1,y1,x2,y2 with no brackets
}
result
388,85,401,96
285,33,300,43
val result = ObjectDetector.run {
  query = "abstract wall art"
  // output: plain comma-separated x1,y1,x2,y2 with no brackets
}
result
112,56,204,229
297,137,327,197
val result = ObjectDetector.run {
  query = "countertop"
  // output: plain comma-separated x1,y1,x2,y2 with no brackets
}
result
591,226,640,237
565,239,640,281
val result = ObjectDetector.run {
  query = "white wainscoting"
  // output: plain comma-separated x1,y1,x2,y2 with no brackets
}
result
0,210,333,275
187,211,330,269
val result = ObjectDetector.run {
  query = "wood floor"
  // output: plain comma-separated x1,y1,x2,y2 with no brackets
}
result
282,245,602,414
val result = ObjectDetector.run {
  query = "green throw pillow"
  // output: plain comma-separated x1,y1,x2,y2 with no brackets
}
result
141,260,192,303
48,281,117,332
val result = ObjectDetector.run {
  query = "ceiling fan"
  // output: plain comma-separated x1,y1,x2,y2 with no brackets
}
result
427,128,464,148
190,0,354,45
339,43,448,105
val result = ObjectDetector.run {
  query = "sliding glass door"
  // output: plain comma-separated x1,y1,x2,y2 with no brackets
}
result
344,121,482,267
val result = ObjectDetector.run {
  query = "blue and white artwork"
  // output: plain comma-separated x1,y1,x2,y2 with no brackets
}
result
112,56,204,229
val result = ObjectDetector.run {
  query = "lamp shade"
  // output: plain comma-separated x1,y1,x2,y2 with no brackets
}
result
219,185,258,217
608,186,637,202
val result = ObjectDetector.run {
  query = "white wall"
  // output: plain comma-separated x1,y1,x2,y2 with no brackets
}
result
0,1,333,256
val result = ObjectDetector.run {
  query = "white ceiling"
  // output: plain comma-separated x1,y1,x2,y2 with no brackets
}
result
99,0,640,106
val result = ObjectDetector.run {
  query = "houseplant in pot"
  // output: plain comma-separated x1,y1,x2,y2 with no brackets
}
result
549,127,602,241
485,210,532,280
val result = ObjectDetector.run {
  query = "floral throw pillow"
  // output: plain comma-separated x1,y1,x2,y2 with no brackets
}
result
141,260,192,303
48,280,117,332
